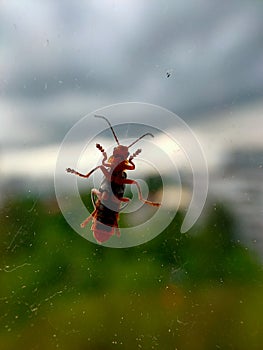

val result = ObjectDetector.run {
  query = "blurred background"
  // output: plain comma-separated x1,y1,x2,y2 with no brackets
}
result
1,0,263,349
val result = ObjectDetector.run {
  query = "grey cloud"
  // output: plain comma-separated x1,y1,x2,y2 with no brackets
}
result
1,0,263,149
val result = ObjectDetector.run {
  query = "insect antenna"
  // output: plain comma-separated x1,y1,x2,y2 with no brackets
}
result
94,115,120,145
128,133,154,148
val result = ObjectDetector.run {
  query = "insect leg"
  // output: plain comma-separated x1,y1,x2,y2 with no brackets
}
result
81,189,107,228
118,197,130,211
81,210,96,228
122,179,161,207
96,144,111,167
66,165,110,179
127,149,142,170
119,197,130,202
129,149,141,162
115,227,121,237
91,188,101,208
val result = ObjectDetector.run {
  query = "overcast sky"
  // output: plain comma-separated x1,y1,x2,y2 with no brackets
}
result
1,0,263,178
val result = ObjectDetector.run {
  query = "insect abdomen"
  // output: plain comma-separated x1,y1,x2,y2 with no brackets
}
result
96,202,118,227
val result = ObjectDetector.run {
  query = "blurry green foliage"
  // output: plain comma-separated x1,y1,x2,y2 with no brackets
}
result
0,192,263,349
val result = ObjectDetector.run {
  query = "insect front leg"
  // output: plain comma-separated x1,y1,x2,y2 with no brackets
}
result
122,178,161,207
96,144,111,167
127,149,142,170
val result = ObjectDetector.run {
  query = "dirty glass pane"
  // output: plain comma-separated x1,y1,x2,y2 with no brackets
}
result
1,1,263,349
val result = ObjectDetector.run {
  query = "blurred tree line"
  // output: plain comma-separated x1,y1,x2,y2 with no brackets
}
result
0,185,263,349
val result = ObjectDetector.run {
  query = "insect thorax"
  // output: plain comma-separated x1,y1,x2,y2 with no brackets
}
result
99,172,127,199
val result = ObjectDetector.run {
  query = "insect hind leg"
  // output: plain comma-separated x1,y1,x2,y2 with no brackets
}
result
81,210,95,228
91,188,101,208
81,189,101,228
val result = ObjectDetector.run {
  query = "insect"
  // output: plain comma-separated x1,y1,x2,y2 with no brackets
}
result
66,115,161,244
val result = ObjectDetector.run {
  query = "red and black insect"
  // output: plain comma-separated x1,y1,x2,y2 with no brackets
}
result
66,115,161,244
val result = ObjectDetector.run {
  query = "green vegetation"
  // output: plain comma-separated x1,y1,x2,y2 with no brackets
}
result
0,193,263,349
